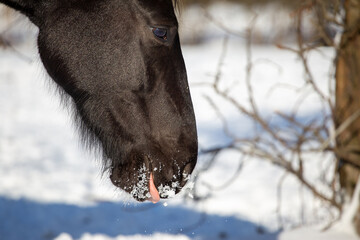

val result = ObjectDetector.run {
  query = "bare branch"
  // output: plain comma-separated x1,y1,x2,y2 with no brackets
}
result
192,0,342,229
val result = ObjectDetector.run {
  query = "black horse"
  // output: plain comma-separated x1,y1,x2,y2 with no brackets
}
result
0,0,198,203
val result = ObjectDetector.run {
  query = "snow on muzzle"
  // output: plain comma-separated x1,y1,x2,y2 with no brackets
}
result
110,154,194,203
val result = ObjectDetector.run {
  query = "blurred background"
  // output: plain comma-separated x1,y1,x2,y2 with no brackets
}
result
1,0,359,240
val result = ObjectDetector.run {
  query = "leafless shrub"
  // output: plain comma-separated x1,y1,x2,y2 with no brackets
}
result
188,0,346,229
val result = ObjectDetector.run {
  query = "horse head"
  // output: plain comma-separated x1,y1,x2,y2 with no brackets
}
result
1,0,198,202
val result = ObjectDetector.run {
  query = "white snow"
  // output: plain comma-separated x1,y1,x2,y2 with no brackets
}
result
332,177,360,236
54,233,192,240
279,227,358,240
0,3,356,240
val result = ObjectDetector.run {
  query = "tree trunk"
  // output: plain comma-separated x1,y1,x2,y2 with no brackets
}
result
335,0,360,234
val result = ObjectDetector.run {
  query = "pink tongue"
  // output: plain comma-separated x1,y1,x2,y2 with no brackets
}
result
148,173,160,204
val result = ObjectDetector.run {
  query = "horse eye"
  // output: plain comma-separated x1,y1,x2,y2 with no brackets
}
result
152,27,168,41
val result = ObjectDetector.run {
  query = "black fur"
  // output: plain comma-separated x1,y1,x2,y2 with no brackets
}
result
1,0,198,201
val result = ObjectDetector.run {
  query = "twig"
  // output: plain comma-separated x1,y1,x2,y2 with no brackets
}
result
276,172,288,230
203,8,246,38
321,108,360,152
0,15,33,63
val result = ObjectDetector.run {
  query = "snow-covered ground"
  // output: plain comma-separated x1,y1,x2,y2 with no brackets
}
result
0,3,359,240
